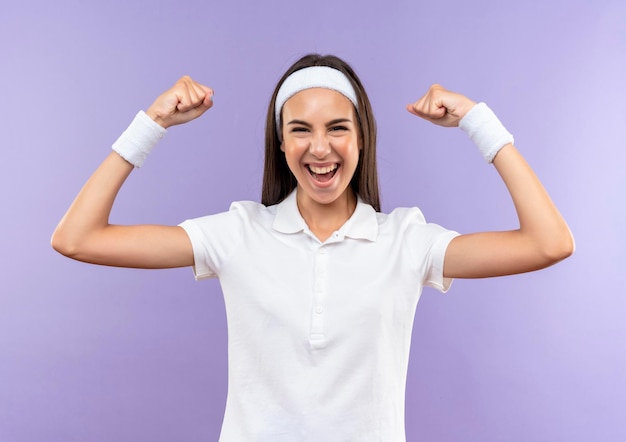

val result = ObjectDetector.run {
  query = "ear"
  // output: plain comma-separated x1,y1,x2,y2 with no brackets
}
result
280,141,285,152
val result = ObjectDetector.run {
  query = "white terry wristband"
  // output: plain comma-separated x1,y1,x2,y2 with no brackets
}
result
112,111,166,168
459,102,514,163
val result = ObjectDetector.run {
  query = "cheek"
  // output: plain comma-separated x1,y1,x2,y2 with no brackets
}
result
282,143,305,173
283,139,309,157
338,138,361,164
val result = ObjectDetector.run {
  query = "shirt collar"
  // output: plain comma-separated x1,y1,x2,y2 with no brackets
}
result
272,190,378,242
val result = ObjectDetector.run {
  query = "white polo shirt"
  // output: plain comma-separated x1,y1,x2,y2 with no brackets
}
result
179,190,458,442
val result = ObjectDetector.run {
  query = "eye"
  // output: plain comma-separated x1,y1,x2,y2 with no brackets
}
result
290,126,309,133
329,125,349,132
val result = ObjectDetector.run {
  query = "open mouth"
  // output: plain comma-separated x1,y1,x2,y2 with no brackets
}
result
307,164,339,183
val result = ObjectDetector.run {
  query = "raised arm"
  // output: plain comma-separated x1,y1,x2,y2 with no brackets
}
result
51,76,214,269
407,85,574,278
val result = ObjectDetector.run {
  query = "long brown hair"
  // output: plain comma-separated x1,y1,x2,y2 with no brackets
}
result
261,54,380,212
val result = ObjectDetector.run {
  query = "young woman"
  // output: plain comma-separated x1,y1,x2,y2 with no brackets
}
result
52,54,574,441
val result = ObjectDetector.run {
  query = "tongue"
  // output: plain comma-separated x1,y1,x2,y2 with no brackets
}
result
312,170,334,182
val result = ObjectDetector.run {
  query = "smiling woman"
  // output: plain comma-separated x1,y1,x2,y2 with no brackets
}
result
280,87,361,239
51,53,573,441
262,54,381,213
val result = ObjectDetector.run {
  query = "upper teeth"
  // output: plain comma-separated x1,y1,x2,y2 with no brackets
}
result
309,164,338,174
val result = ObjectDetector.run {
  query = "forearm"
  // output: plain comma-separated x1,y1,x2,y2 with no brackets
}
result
444,143,574,278
492,143,574,261
51,152,134,257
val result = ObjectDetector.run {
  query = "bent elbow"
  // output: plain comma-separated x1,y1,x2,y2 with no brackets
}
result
51,233,68,257
542,230,575,266
51,228,81,260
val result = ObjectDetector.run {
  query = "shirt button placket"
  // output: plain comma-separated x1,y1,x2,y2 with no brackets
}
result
310,246,328,348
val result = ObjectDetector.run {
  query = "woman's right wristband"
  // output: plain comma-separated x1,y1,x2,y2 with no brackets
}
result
112,111,166,168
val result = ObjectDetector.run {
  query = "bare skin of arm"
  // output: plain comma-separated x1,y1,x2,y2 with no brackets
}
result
51,76,214,269
407,85,574,279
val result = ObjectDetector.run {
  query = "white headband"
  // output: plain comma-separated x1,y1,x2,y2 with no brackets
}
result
275,66,358,129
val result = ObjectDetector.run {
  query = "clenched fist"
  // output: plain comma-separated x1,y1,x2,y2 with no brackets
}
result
406,84,476,127
146,76,214,129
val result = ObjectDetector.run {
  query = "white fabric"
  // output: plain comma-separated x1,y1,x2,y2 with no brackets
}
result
275,66,358,128
459,102,514,163
179,190,459,442
112,111,166,167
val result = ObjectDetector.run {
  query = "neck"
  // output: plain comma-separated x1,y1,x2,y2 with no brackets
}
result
296,187,357,242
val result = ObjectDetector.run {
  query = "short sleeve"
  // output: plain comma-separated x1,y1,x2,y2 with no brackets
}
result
423,229,459,292
178,202,254,280
391,207,460,293
179,218,218,280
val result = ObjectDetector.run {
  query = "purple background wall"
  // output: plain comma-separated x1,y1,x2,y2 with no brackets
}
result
1,0,624,441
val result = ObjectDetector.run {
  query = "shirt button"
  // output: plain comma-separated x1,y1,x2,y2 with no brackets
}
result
318,248,326,254
315,305,324,314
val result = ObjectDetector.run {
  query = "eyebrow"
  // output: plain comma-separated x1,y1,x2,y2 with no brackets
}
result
286,118,353,127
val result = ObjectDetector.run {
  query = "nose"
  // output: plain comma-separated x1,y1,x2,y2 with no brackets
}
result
309,132,331,158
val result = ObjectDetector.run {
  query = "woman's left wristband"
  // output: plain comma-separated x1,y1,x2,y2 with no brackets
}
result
459,102,514,163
